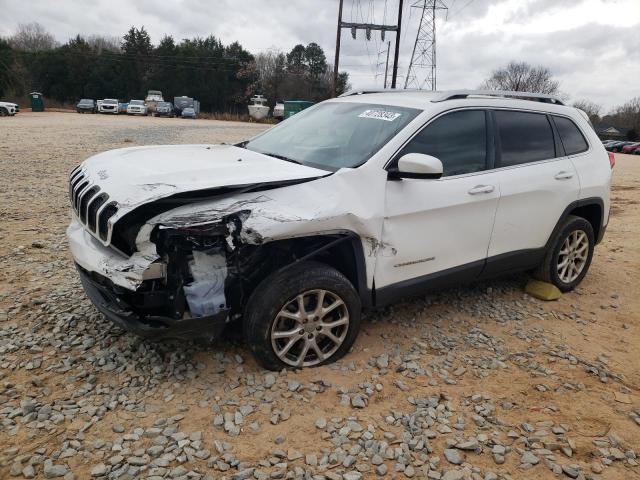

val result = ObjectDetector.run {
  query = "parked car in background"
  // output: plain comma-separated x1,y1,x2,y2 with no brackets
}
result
127,100,147,116
181,107,196,119
98,99,119,114
610,141,633,152
621,142,640,154
0,101,17,116
6,101,19,113
119,103,129,114
76,99,96,113
604,141,624,151
173,96,200,116
67,89,612,370
154,101,174,117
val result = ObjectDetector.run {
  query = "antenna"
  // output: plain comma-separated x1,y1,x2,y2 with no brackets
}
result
404,0,447,90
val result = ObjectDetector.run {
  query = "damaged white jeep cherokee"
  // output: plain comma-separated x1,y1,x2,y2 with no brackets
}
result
67,89,612,370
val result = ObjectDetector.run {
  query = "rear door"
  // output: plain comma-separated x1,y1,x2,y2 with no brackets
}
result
487,109,580,262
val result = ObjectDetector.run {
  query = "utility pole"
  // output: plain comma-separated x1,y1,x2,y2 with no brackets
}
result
404,0,447,90
333,0,403,95
390,0,404,89
383,40,391,88
332,0,344,98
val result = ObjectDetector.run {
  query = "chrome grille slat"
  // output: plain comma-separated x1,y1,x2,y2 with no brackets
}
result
87,193,108,232
74,181,92,212
80,186,100,224
98,202,118,241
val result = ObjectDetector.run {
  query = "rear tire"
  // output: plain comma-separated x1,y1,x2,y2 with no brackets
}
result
243,261,361,370
534,215,594,292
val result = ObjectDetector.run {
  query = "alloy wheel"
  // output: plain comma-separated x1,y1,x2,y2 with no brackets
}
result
557,230,589,283
270,289,349,367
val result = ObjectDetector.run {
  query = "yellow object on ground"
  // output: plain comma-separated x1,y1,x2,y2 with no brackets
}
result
525,279,562,301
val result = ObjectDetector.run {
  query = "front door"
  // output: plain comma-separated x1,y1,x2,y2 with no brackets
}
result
375,109,500,294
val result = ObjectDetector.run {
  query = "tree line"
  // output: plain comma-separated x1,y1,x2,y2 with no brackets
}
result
481,61,640,140
0,23,350,113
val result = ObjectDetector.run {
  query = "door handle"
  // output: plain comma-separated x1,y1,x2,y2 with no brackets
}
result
554,171,574,180
468,184,495,195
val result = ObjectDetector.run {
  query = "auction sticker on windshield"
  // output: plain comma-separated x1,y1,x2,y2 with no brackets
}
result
358,109,402,122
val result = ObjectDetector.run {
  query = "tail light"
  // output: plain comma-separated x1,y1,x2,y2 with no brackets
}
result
608,152,615,169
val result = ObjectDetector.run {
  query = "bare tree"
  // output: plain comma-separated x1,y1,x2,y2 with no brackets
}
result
252,50,287,104
572,99,602,124
612,97,640,134
9,22,58,51
85,35,121,53
481,61,560,94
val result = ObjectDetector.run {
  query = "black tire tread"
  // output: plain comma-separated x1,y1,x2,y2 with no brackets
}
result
243,261,361,371
534,214,594,292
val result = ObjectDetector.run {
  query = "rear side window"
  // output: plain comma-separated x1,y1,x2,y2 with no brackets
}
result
554,116,588,155
495,110,555,166
399,110,487,176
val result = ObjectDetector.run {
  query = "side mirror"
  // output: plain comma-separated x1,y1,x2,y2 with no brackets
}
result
393,153,443,179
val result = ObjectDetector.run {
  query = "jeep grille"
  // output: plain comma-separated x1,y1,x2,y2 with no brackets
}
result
69,166,118,242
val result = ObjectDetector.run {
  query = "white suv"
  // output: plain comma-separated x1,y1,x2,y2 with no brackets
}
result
0,101,17,116
127,99,147,115
67,90,612,370
98,98,119,114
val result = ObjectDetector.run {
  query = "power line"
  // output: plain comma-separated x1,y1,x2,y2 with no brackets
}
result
448,0,474,19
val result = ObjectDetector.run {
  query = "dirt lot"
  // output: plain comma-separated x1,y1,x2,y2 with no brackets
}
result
0,112,638,480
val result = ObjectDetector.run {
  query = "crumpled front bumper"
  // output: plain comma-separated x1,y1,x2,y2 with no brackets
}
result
67,216,161,291
77,266,229,340
68,216,229,340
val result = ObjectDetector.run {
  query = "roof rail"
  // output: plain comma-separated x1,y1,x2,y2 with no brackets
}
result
338,88,421,97
431,90,565,105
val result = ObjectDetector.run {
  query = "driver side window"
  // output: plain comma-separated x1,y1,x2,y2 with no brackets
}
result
398,110,488,177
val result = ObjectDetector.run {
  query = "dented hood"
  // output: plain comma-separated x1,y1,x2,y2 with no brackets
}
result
80,144,328,211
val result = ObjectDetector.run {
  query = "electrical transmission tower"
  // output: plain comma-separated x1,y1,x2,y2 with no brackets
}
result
404,0,447,90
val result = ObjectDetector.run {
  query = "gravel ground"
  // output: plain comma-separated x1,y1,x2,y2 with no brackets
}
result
0,112,639,480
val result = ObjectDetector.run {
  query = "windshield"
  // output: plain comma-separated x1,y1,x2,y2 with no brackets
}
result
79,99,93,104
104,99,118,104
244,102,420,170
130,100,144,105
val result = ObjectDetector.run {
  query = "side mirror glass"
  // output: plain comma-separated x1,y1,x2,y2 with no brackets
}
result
394,153,443,179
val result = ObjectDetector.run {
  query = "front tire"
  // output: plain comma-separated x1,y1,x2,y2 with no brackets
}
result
534,215,594,292
243,261,361,370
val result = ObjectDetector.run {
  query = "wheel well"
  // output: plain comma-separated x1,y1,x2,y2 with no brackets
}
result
231,234,369,309
275,234,363,294
569,203,602,240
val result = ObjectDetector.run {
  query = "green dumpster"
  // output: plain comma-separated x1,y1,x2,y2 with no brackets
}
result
284,100,314,119
29,92,44,112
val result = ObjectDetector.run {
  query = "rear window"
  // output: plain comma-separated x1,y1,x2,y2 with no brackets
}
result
496,110,556,166
554,116,588,155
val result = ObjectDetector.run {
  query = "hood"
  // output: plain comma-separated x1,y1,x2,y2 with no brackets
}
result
80,144,328,208
72,144,329,246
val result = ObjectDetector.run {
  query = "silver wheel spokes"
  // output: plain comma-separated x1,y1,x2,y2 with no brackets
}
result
557,230,589,283
271,289,349,367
